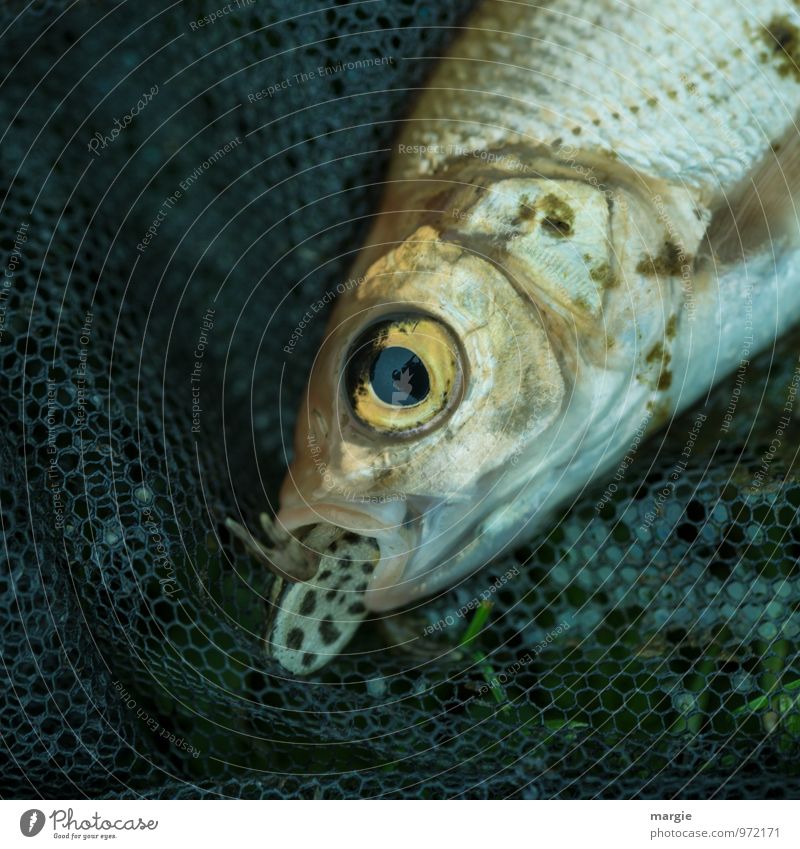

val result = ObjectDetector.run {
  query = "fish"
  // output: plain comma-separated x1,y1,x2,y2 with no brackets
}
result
226,516,379,672
229,0,800,674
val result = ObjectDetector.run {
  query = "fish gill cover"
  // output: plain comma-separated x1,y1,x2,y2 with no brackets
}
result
0,0,798,798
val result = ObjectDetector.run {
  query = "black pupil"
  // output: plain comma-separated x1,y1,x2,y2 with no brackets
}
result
369,346,429,406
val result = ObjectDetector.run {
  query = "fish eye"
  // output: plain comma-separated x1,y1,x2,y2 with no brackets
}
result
344,314,463,434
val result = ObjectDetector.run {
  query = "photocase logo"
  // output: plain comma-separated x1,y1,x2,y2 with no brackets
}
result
19,809,46,837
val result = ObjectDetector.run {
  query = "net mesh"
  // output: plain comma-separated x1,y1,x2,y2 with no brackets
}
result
1,0,798,799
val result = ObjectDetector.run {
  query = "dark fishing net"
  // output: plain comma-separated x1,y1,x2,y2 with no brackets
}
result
1,0,798,799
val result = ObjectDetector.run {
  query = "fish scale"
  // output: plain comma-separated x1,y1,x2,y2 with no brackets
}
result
392,0,800,196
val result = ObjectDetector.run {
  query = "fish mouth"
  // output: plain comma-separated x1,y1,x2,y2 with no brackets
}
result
276,494,416,612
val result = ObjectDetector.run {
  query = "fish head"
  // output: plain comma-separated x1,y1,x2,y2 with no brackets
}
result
278,172,684,611
278,196,572,609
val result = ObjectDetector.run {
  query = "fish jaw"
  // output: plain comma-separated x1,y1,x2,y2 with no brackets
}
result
360,356,660,612
277,478,417,607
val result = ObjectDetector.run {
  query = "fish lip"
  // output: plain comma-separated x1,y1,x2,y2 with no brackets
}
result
277,498,403,537
276,497,417,610
362,572,428,612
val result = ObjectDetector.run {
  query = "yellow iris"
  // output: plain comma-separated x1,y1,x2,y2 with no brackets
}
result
344,315,463,435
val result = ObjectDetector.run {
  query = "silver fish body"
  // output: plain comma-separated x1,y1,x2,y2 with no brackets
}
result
244,1,800,672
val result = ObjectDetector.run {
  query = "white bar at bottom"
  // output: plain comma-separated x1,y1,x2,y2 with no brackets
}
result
2,799,796,848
